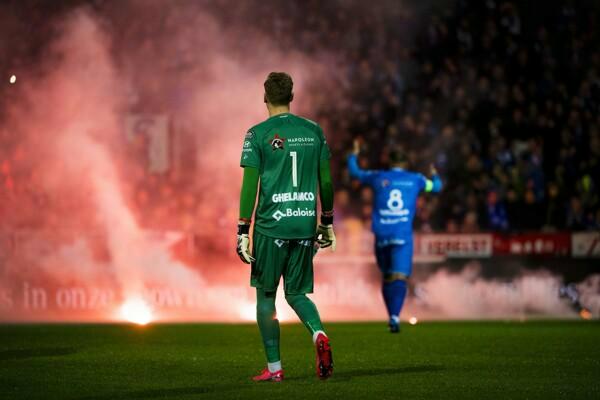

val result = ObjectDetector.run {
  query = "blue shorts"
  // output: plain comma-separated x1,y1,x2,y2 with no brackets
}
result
374,239,413,277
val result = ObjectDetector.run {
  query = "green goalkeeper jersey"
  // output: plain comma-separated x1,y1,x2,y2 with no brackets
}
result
240,112,331,239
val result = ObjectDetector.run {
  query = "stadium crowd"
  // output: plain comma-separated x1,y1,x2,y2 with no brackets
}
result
1,0,599,236
310,0,600,233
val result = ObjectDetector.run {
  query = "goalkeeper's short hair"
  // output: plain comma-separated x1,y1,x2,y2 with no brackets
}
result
264,72,293,106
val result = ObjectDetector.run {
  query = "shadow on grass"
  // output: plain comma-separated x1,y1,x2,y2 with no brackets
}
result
0,347,77,361
287,364,446,381
72,366,444,398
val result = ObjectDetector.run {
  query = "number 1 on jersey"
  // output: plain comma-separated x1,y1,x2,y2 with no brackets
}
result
290,151,298,187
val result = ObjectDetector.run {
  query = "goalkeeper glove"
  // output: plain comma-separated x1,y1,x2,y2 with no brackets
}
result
316,213,336,251
236,222,255,264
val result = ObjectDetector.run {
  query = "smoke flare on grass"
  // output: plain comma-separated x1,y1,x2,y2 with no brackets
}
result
410,264,584,319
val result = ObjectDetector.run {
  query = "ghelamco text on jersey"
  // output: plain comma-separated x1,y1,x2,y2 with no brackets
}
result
271,192,315,203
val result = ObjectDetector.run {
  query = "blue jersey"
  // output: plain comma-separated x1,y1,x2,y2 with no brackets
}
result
348,155,440,244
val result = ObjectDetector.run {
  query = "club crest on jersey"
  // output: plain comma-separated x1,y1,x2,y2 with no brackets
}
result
269,133,285,151
382,179,390,187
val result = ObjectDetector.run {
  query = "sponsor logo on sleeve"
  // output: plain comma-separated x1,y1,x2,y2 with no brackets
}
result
242,140,253,152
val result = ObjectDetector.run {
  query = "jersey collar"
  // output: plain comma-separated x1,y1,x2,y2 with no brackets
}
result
268,112,291,120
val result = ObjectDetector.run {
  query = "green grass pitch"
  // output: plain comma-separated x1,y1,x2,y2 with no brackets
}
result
1,321,599,399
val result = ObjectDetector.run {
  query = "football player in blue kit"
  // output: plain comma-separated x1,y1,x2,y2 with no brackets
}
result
348,140,442,332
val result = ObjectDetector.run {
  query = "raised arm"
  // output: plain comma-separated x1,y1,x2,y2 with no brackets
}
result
422,164,443,193
347,139,377,185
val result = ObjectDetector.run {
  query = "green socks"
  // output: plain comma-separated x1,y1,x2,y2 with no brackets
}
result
256,290,325,364
256,289,280,363
285,293,324,335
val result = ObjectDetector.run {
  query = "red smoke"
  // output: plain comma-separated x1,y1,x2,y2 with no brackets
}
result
0,3,348,322
0,3,596,323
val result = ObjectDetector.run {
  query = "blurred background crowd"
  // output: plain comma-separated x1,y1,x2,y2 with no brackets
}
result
301,0,600,234
1,0,599,236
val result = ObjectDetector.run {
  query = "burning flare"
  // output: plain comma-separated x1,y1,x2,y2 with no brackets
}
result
119,298,153,325
579,309,592,320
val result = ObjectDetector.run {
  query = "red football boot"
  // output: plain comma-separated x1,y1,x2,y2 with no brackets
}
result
252,368,284,382
315,333,333,379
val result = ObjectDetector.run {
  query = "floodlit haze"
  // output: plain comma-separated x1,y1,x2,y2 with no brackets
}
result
0,1,597,322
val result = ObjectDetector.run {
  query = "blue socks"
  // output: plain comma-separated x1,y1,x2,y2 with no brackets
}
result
382,280,407,320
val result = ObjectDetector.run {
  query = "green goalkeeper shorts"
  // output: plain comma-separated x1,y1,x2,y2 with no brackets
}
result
251,231,315,294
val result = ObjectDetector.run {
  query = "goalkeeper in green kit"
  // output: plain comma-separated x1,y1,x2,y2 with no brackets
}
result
237,72,336,382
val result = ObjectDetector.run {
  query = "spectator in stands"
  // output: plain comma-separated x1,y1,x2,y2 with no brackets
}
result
486,191,509,231
566,197,586,231
543,182,566,231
